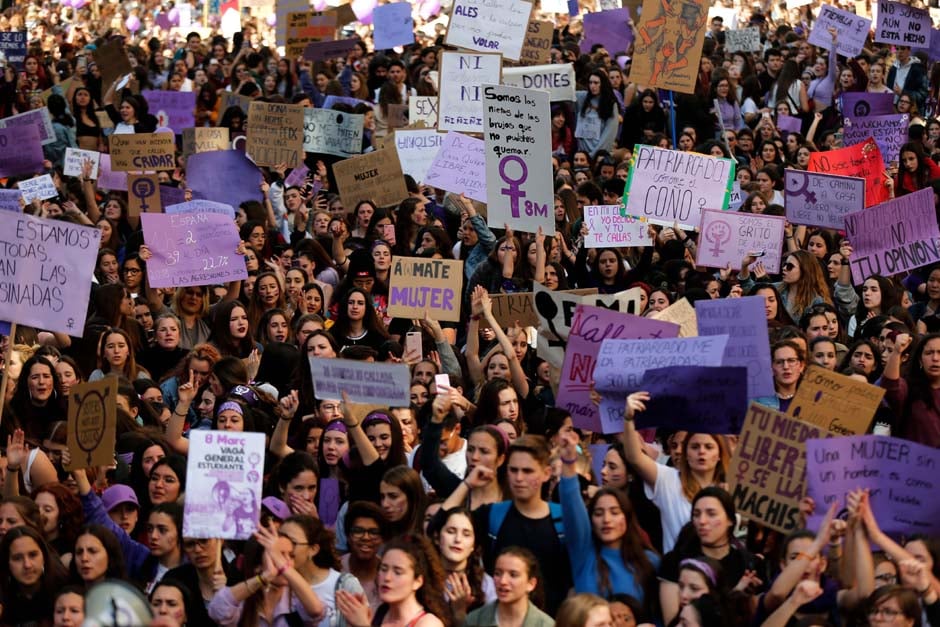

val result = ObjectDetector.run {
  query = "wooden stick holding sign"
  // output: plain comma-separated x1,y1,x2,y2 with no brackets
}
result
0,323,16,427
65,378,118,471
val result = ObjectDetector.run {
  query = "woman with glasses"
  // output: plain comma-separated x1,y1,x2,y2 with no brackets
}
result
896,94,926,126
740,250,833,322
164,537,235,625
342,501,385,608
759,340,806,412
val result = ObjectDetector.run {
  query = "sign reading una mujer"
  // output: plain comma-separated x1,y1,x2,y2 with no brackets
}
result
843,188,939,283
622,145,735,230
0,212,100,334
387,257,463,322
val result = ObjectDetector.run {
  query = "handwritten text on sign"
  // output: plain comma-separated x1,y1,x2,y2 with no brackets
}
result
808,138,888,207
246,101,304,168
109,133,176,171
789,365,885,435
309,357,411,406
438,52,502,133
302,108,363,157
843,113,908,166
875,0,931,46
445,0,530,61
387,257,463,322
395,130,445,183
696,209,787,274
424,132,486,202
332,149,409,210
808,4,872,57
502,64,575,101
66,378,117,471
696,296,774,399
0,108,55,145
785,170,865,230
583,205,650,248
141,213,248,288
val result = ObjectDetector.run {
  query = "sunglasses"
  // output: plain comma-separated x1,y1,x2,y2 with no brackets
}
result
782,262,796,271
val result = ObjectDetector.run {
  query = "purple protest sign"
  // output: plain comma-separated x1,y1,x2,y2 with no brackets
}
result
635,366,748,433
166,199,236,219
929,29,940,62
0,125,43,177
303,39,360,62
840,92,895,117
696,297,774,399
373,3,415,49
97,154,128,191
843,113,908,166
806,435,940,536
874,0,931,48
318,478,341,527
142,90,196,132
0,212,99,334
844,188,940,284
159,185,188,207
696,209,787,273
187,150,263,209
589,444,608,486
0,189,22,212
776,114,802,134
558,304,679,432
785,170,865,229
285,164,309,188
424,132,486,203
141,213,248,288
322,95,370,109
582,9,633,54
0,108,55,145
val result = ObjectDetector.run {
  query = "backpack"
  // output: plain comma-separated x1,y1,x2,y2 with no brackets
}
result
486,500,565,553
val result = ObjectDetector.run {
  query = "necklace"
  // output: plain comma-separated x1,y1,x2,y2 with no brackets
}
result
777,392,795,400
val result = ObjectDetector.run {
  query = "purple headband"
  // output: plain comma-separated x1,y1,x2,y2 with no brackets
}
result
324,419,347,434
218,401,243,416
680,558,717,587
482,425,510,451
363,411,392,425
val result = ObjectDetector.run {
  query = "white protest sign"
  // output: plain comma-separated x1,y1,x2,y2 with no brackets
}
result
438,52,502,133
483,84,554,235
302,108,363,157
584,205,651,248
63,148,101,179
623,145,735,230
165,199,237,219
183,431,266,539
875,0,931,47
395,129,445,183
424,132,487,202
728,182,744,211
725,27,762,52
18,174,58,202
697,209,787,273
809,5,872,57
309,357,411,406
502,63,576,101
409,96,438,127
445,0,531,61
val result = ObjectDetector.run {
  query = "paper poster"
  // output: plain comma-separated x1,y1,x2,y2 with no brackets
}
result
0,212,99,334
843,113,908,166
165,199,236,219
808,5,872,57
65,378,117,471
303,108,363,157
303,38,359,61
784,170,865,229
630,0,708,93
724,27,762,51
696,296,774,399
309,358,411,405
649,297,698,337
183,431,266,539
623,145,735,229
182,127,230,156
127,173,161,216
387,257,463,322
0,107,56,145
788,365,885,435
409,96,438,128
187,150,264,209
286,11,336,58
63,148,101,179
18,175,58,202
843,188,939,283
142,90,196,132
0,189,22,212
582,9,633,55
373,3,415,49
109,133,176,171
874,0,931,47
445,0,531,60
333,149,408,209
438,51,502,133
141,212,248,288
696,209,787,273
518,20,553,66
728,182,744,211
395,130,445,183
247,101,305,168
483,84,554,235
583,205,651,248
808,138,888,207
0,125,43,177
636,365,748,433
729,404,832,534
0,32,26,67
502,64,576,101
424,132,486,202
776,114,802,134
96,154,128,192
841,92,896,117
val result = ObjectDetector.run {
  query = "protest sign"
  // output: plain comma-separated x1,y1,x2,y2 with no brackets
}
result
806,436,940,536
333,149,408,209
583,205,651,248
438,52,502,133
0,125,43,177
623,145,735,229
875,0,931,46
96,154,128,192
65,378,117,471
166,199,236,219
696,297,774,399
808,138,888,207
789,365,884,435
309,358,411,406
0,190,22,212
182,127,230,156
303,38,359,61
843,113,908,166
808,5,871,57
785,170,865,229
696,209,786,273
729,404,832,534
286,11,336,58
142,90,196,132
728,182,744,211
558,305,679,432
483,84,554,235
518,20,553,66
929,28,940,61
323,95,370,110
127,174,161,216
318,477,341,526
284,164,309,188
636,366,748,433
373,3,415,49
445,0,530,60
424,132,487,203
724,27,762,51
387,257,463,322
649,297,698,337
187,150,263,209
844,188,939,283
582,9,633,56
395,129,445,183
0,32,26,67
0,108,55,145
183,431,266,540
247,101,304,168
409,96,438,128
276,0,310,45
502,64,575,101
593,335,729,433
0,212,99,334
303,108,364,157
487,292,544,328
776,114,802,135
221,92,252,115
141,212,248,288
93,39,133,91
63,148,100,179
18,175,58,202
109,133,176,171
386,104,409,130
841,92,895,117
630,0,708,93
160,185,188,207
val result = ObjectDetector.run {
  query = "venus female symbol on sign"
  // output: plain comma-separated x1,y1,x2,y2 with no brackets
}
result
704,219,732,256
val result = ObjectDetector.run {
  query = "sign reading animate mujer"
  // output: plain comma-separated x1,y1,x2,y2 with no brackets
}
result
387,257,463,322
622,145,735,230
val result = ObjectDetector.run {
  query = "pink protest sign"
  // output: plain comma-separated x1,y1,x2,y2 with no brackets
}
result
696,209,787,273
141,212,248,288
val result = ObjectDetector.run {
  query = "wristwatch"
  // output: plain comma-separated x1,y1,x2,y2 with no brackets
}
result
840,258,850,265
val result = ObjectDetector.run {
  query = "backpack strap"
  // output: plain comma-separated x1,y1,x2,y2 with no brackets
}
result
548,502,565,543
487,501,512,551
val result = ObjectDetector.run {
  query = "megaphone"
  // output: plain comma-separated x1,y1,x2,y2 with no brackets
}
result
82,579,153,627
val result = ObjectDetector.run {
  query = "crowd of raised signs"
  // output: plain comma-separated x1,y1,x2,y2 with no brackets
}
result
0,0,940,625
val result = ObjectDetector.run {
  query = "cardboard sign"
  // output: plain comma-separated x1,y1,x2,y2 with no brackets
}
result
96,154,127,191
696,297,774,399
630,0,708,93
165,199,236,219
109,133,176,171
623,145,735,229
142,90,196,132
843,113,908,166
0,125,43,177
0,189,22,212
93,39,133,91
841,92,896,117
582,9,633,55
483,84,554,235
182,127,230,156
395,129,445,183
843,188,939,283
438,52,502,133
276,0,310,45
729,404,832,534
788,365,884,435
127,173,161,216
183,431,266,539
808,138,888,207
63,148,101,179
187,150,263,209
0,32,26,68
373,2,415,49
303,108,363,157
518,20,553,66
809,5,872,57
486,292,543,328
387,257,463,322
875,0,931,46
785,170,865,229
0,108,56,145
142,212,248,288
724,27,762,51
696,209,787,273
65,378,117,471
424,132,487,202
409,97,438,128
502,64,575,101
636,365,748,433
286,11,336,58
303,38,360,61
583,205,651,248
648,297,697,337
247,101,304,168
221,92,253,115
332,149,408,209
18,175,58,202
445,0,531,60
309,358,411,406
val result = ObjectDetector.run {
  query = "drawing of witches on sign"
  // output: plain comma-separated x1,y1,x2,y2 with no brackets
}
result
631,0,708,94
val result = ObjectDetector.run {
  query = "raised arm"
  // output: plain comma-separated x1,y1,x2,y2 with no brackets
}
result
341,392,380,467
270,391,299,459
534,227,546,285
466,286,486,386
164,370,195,455
764,502,837,613
480,290,529,399
618,391,660,487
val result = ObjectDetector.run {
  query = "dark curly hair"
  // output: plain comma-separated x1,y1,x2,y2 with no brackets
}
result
31,482,84,548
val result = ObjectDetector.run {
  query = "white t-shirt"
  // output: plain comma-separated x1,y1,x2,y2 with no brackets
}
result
312,568,365,627
643,464,691,553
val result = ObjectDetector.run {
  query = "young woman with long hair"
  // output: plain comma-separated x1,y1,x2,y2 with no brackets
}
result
0,525,69,625
429,507,495,623
464,547,551,627
740,250,833,322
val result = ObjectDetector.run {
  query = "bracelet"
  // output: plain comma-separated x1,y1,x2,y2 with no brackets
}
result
462,479,472,490
560,455,578,464
277,564,288,576
173,410,187,417
257,574,267,587
6,466,19,473
623,412,634,422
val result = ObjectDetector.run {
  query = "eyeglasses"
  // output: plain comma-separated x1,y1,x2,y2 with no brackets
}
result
279,534,310,549
868,607,903,619
349,527,382,538
782,262,796,271
773,358,800,366
123,268,141,275
183,538,210,550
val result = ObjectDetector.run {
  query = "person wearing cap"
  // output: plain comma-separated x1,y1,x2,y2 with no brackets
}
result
261,496,292,530
102,484,140,534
